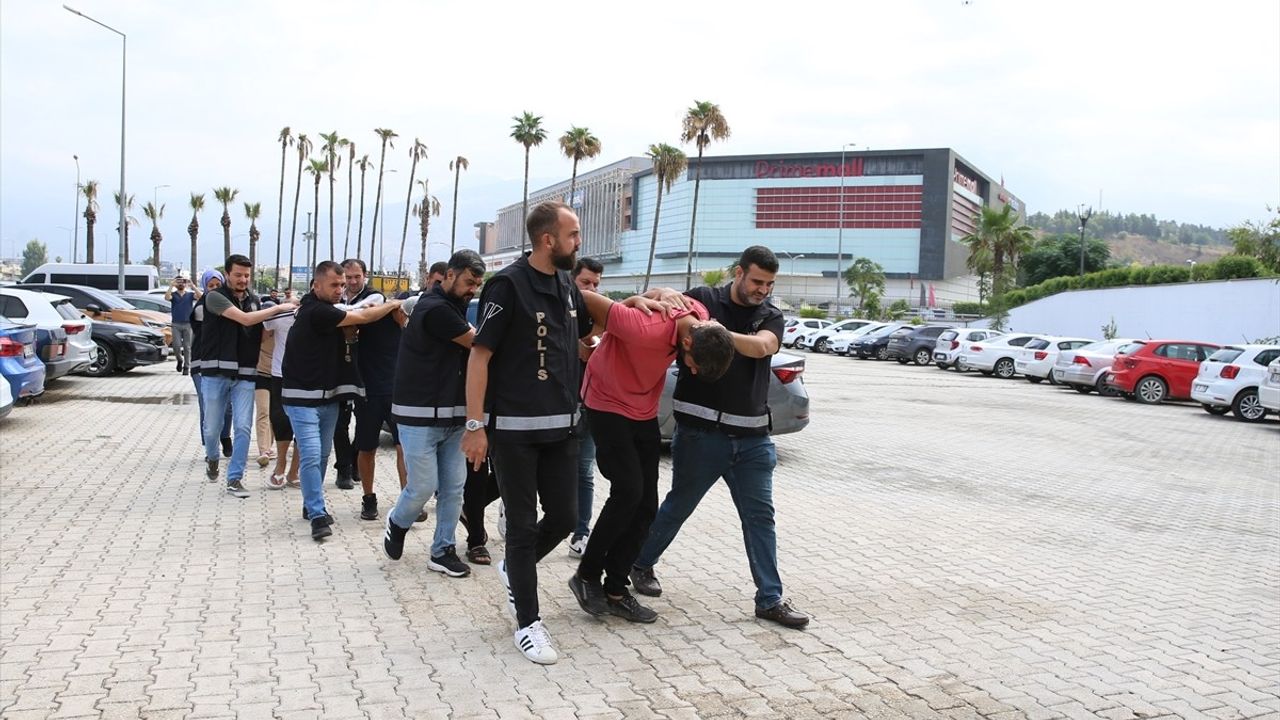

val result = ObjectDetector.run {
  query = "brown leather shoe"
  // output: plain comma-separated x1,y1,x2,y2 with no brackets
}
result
755,599,809,629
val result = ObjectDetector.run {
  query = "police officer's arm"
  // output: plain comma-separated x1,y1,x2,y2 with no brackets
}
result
211,295,297,327
336,299,402,327
580,290,613,330
462,345,491,470
728,330,780,358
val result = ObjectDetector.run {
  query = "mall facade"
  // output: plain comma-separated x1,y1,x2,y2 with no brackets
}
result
484,148,1022,308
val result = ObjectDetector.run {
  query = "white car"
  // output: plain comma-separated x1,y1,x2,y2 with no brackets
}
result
1015,336,1095,384
957,333,1044,378
933,328,1003,370
0,288,97,379
783,318,830,348
0,374,12,421
1191,344,1280,422
828,322,888,356
797,318,875,352
1260,358,1280,413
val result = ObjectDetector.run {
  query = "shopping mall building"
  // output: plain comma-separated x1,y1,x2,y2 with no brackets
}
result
481,148,1022,308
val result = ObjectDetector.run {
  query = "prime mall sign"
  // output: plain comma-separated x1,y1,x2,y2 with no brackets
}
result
753,157,866,179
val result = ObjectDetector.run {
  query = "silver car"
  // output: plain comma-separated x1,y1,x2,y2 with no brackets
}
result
657,352,809,440
1052,338,1137,395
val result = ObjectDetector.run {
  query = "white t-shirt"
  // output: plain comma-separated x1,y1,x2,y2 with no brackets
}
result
263,312,296,378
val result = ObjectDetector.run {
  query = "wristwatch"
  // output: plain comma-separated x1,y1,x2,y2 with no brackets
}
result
465,419,484,432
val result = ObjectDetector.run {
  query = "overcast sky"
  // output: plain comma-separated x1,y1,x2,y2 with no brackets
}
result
2,0,1277,270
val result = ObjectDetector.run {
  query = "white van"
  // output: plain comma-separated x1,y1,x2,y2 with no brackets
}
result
20,263,159,292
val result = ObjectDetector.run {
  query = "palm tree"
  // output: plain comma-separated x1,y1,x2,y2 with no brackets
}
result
642,144,688,291
681,100,731,288
113,191,138,264
370,128,399,271
244,202,262,279
319,131,348,259
962,205,1033,302
399,138,429,277
355,154,373,261
287,134,313,290
560,126,602,199
414,179,441,283
274,127,293,291
344,140,356,257
510,112,546,251
187,193,205,274
448,155,468,253
304,159,329,267
81,180,100,264
143,201,165,271
212,186,240,261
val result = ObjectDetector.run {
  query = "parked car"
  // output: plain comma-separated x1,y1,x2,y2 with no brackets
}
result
0,321,47,399
783,318,830,348
0,288,97,379
828,322,888,356
1051,339,1138,396
20,262,159,291
1190,345,1280,421
1260,358,1280,413
1107,340,1220,404
0,375,12,420
118,292,172,314
852,323,911,360
21,283,172,346
657,352,809,440
84,319,169,376
957,333,1044,378
933,328,1003,370
1015,336,1095,383
798,318,874,353
886,325,951,366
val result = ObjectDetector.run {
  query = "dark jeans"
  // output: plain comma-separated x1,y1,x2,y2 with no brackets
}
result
463,458,501,548
635,423,783,610
575,410,596,538
489,438,579,629
577,409,660,596
333,400,355,474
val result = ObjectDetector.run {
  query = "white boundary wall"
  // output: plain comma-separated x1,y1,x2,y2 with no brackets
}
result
995,278,1280,344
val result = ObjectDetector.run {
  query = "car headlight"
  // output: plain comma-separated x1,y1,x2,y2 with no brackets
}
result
143,319,166,329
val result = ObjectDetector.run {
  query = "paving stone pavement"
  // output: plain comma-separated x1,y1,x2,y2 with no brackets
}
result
1,354,1277,719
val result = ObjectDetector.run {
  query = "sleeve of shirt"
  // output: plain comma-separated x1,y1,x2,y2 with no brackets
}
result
761,310,785,352
424,304,470,342
310,302,347,334
683,286,713,306
572,285,594,339
472,276,514,350
205,292,232,316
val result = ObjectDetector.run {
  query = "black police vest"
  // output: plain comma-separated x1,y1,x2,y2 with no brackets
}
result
484,256,583,444
189,296,208,376
194,286,261,379
672,283,777,436
391,288,468,427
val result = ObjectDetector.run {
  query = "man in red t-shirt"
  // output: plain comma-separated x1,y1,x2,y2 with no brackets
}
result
568,290,736,622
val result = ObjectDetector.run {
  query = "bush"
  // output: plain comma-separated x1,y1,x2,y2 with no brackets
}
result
1146,265,1191,284
1209,254,1266,279
886,299,911,320
951,301,984,316
798,305,826,318
999,254,1267,310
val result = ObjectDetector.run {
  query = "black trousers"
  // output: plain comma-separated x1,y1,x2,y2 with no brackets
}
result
577,409,661,595
462,458,501,548
489,437,578,628
332,400,355,473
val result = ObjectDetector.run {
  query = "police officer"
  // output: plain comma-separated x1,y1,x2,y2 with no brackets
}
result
629,246,811,629
383,249,487,577
462,201,596,665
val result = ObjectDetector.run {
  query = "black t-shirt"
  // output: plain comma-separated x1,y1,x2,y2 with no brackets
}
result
423,294,471,342
282,292,360,405
356,312,402,396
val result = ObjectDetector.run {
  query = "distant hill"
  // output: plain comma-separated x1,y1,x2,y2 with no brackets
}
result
1103,233,1231,266
1025,209,1233,266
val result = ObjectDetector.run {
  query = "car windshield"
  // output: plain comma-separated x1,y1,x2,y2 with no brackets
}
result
938,330,957,342
102,293,141,310
1206,348,1244,363
869,325,901,338
890,328,913,338
1117,342,1146,355
54,301,83,321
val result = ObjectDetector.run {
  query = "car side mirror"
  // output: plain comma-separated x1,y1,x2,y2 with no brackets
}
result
85,303,102,315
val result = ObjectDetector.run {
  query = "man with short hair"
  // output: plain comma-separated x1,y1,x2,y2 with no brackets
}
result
330,263,369,492
166,274,200,374
384,250,486,577
282,261,402,541
194,254,295,497
568,256,604,557
630,246,811,629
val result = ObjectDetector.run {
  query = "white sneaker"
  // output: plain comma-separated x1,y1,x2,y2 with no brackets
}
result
496,559,517,619
513,620,558,665
496,501,507,539
567,534,588,558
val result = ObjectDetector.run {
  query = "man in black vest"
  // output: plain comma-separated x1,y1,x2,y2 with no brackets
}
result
383,249,486,577
195,254,295,497
630,246,811,629
282,261,402,541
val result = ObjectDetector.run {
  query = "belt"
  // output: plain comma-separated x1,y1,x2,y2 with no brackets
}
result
671,400,770,429
391,404,469,419
493,409,580,431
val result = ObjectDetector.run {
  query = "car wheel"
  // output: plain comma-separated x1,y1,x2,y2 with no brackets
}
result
1202,403,1230,416
914,349,931,366
1232,389,1266,422
875,346,889,361
84,341,114,377
814,339,828,353
1027,376,1043,384
1073,385,1093,395
935,362,949,370
1134,375,1168,404
1096,377,1120,397
994,358,1016,379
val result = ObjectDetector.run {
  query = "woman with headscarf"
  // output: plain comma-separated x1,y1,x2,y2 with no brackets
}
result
191,269,232,459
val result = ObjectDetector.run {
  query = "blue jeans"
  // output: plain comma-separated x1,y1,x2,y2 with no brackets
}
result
575,412,596,538
285,403,340,520
193,373,231,445
635,423,783,610
200,375,254,483
390,424,467,556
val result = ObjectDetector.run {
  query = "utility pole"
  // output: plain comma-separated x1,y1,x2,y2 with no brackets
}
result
1077,204,1094,276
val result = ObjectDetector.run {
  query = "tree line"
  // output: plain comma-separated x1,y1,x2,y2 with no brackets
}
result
1025,209,1228,246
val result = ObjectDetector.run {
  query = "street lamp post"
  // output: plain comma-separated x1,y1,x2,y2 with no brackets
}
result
1076,204,1094,275
72,155,81,263
836,142,856,316
153,184,170,209
64,5,126,291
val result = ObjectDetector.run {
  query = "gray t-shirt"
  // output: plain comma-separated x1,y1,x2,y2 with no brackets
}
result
205,291,233,316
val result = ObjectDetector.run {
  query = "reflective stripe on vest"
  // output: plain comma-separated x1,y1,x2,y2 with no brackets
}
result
282,384,366,400
191,359,239,370
492,410,580,432
390,404,468,419
671,399,769,429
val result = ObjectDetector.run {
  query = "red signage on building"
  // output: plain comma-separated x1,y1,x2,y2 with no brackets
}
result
754,158,865,179
953,168,979,194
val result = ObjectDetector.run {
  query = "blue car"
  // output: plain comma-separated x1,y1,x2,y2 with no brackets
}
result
0,321,47,399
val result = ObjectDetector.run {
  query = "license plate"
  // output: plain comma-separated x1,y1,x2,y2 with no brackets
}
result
22,344,33,358
934,353,946,360
1194,383,1208,393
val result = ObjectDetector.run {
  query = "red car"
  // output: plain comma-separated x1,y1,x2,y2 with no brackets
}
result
1107,339,1221,404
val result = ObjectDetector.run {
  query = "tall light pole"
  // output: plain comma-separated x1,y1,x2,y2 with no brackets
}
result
153,184,170,209
1076,204,1094,275
72,155,81,263
64,4,126,291
835,142,856,316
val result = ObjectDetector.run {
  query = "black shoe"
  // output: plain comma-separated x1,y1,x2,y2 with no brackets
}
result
383,517,409,560
360,493,378,521
205,459,219,481
225,481,250,499
568,574,609,616
176,361,184,372
182,368,190,376
755,599,810,629
630,566,662,597
606,590,658,624
220,437,232,458
427,546,471,578
303,507,334,523
335,467,354,490
311,516,333,541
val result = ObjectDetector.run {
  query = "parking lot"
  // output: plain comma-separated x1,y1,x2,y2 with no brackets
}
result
1,352,1277,719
